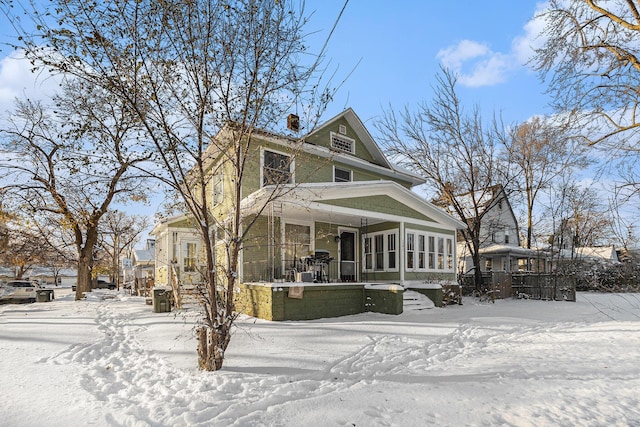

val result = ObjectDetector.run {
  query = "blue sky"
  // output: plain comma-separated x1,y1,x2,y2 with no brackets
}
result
0,1,549,127
305,1,549,126
7,1,629,240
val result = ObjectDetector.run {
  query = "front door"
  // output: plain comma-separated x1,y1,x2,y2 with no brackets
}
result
339,230,357,282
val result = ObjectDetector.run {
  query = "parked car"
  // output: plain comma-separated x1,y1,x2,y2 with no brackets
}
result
0,280,38,303
94,280,116,290
72,279,116,292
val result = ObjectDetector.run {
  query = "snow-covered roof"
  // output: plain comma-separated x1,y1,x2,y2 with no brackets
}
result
134,249,155,264
481,244,542,257
574,246,619,262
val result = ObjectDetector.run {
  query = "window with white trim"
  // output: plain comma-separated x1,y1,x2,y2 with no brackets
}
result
334,167,352,182
418,235,426,269
406,233,415,269
330,131,355,154
374,234,384,271
212,173,223,206
183,242,198,272
406,230,455,272
364,236,373,270
362,230,399,272
262,149,292,186
428,236,435,269
284,222,311,268
387,234,396,270
339,124,347,135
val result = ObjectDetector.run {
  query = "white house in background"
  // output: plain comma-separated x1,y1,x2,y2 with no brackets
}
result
150,216,203,287
457,185,549,274
132,239,156,281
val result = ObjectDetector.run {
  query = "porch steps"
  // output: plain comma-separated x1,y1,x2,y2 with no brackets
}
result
402,290,435,311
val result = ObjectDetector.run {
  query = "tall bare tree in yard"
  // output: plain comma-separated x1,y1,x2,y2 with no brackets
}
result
376,68,507,291
3,0,344,370
0,79,151,299
533,0,640,195
504,117,591,249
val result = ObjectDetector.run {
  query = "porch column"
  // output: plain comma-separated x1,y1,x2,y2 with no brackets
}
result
399,221,405,284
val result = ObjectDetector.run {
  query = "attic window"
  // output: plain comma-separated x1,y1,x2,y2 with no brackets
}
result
339,124,347,135
330,131,355,154
334,167,352,182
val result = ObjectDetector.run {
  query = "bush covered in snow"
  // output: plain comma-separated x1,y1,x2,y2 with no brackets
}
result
558,259,640,292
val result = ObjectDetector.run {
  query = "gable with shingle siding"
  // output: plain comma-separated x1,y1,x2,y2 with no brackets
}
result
320,195,435,222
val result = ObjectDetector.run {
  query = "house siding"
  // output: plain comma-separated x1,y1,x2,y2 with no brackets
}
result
304,117,378,164
321,196,435,222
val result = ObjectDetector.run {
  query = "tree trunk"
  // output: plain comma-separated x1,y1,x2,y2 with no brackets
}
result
472,249,483,292
75,255,92,300
197,323,231,371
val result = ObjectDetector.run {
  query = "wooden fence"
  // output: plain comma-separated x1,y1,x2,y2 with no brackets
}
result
459,272,576,302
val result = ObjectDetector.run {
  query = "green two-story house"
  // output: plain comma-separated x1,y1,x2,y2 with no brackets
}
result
151,108,464,303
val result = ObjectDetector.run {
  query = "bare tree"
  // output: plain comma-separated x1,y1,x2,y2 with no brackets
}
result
546,179,613,256
0,78,152,298
376,68,508,290
98,210,149,289
504,116,592,248
0,225,44,278
3,0,345,370
532,0,640,193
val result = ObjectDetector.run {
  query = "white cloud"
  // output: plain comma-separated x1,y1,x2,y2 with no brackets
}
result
436,40,490,71
0,49,61,114
512,2,550,65
436,2,550,88
437,40,513,87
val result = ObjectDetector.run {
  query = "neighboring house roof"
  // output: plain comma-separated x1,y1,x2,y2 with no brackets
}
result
149,214,198,237
574,246,619,262
476,244,546,257
0,267,78,278
241,180,466,230
28,267,77,277
134,249,155,265
454,185,515,220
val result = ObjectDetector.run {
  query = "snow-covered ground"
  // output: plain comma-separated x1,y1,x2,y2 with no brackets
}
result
1,288,639,427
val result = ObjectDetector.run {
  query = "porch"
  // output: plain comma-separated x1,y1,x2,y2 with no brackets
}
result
240,182,460,287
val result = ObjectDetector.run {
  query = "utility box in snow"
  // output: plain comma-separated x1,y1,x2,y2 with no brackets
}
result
153,288,172,313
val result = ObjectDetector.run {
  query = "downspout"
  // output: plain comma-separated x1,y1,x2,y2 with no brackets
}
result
399,221,405,285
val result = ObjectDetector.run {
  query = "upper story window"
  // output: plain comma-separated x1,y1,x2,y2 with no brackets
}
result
262,149,292,186
334,167,352,182
339,124,347,135
330,131,355,154
212,173,223,206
